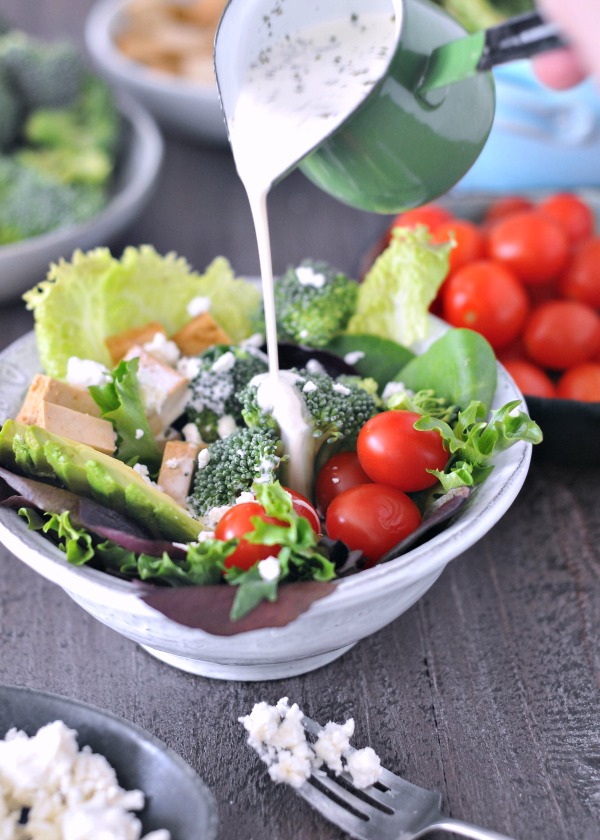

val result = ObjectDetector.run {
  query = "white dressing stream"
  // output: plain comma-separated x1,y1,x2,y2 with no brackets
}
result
227,7,398,473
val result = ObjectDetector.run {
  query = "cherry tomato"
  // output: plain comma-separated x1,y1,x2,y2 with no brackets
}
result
557,363,600,402
284,487,321,535
487,210,570,285
558,237,600,308
387,203,452,242
357,410,447,493
502,359,557,399
523,300,600,370
215,502,285,571
483,196,534,224
430,218,486,274
538,193,595,245
314,451,371,515
441,260,529,350
325,483,422,567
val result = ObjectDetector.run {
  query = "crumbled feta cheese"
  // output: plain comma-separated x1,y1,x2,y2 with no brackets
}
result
181,423,202,445
197,449,211,469
305,358,326,375
0,721,170,840
333,383,351,396
258,556,281,582
204,504,232,529
240,698,382,791
241,333,266,349
302,380,318,393
186,296,211,317
381,381,412,401
177,355,202,381
132,463,153,485
217,414,238,439
66,357,111,389
296,266,326,288
344,747,382,789
235,491,256,505
313,720,354,774
143,332,180,366
165,457,182,469
135,428,145,440
344,350,365,366
211,351,236,374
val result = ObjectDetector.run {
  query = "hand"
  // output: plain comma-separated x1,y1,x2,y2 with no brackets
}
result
533,0,599,89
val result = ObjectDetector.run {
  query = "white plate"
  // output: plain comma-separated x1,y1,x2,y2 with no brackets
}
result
0,683,218,840
0,94,164,304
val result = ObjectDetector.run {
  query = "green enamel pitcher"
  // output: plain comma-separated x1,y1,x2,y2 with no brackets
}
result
215,0,563,213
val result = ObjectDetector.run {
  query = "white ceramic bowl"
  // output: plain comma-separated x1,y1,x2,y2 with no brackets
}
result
0,323,532,681
85,0,227,144
0,95,163,304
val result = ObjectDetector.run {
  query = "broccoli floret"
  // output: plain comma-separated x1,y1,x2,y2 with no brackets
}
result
0,30,85,109
240,367,378,498
273,259,358,348
0,68,20,151
189,425,283,517
185,344,268,443
0,156,105,244
21,75,121,186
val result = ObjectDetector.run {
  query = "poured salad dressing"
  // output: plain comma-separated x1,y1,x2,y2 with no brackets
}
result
226,8,398,465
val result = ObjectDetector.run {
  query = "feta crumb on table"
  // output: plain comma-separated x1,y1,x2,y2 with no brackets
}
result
239,698,382,790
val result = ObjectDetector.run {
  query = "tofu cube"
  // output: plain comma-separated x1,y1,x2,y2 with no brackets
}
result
172,312,231,356
124,347,189,435
157,440,203,507
36,400,117,455
16,373,101,425
105,322,167,364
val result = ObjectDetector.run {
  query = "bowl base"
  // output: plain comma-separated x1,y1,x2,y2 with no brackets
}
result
140,643,355,681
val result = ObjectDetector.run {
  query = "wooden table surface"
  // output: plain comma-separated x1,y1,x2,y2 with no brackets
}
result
1,3,599,839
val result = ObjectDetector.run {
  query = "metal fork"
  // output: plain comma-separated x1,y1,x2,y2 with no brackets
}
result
297,716,517,840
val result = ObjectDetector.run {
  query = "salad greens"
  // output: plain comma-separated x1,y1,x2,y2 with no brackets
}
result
23,246,261,378
89,357,162,474
346,226,452,346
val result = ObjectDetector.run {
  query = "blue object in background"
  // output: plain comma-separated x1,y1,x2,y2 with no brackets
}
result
455,61,600,193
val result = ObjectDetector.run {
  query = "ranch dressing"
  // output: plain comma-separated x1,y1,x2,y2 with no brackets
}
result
227,7,398,451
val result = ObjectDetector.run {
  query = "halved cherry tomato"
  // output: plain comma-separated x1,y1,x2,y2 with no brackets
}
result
502,359,557,399
558,237,600,308
538,192,595,245
487,210,570,285
557,363,600,402
325,483,422,567
441,260,529,350
314,451,371,516
430,218,486,274
215,502,286,571
357,410,447,493
523,300,600,370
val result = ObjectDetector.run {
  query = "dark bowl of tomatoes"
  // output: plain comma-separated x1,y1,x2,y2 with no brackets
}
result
366,189,600,465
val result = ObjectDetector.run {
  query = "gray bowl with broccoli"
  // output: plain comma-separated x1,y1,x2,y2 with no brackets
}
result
0,25,163,302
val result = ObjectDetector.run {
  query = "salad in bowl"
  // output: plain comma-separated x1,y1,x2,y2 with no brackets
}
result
0,231,541,678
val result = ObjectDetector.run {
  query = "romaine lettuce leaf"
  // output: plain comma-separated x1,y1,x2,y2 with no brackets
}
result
23,245,261,378
345,226,451,346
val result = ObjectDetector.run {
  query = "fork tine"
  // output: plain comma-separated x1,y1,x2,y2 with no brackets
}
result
297,775,385,840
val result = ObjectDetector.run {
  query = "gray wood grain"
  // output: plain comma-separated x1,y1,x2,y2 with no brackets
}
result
0,2,599,839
